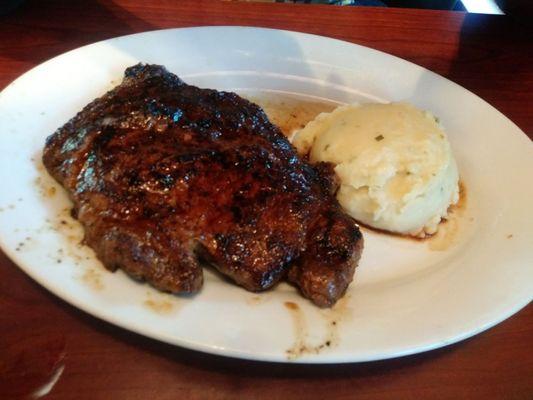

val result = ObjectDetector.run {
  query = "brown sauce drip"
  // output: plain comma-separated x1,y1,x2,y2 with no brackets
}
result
427,181,467,251
284,301,312,360
81,268,103,291
246,295,263,305
33,156,85,257
46,207,87,265
35,173,57,199
33,155,103,291
284,295,352,360
144,298,174,314
244,93,336,139
356,182,468,252
144,292,176,314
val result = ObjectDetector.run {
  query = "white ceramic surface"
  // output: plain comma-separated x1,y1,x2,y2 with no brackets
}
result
0,27,531,363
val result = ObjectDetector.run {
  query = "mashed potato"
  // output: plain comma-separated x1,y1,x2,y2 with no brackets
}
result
293,102,459,238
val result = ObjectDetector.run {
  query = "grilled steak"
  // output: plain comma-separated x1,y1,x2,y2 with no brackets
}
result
42,64,363,307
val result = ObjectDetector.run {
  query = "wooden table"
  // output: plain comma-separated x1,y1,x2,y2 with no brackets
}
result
1,1,531,399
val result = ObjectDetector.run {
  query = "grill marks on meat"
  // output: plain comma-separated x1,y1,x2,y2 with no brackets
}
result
42,64,363,307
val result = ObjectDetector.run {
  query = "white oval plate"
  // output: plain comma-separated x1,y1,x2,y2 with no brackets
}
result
0,27,531,363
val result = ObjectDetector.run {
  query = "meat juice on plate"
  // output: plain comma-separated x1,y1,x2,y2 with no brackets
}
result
241,91,337,140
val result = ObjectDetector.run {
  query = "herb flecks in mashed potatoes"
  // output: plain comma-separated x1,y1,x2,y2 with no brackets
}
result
293,102,460,238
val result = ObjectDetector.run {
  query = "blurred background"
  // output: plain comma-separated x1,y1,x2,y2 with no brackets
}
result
235,0,532,15
1,0,532,16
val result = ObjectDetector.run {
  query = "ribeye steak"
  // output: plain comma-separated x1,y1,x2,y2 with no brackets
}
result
42,64,363,307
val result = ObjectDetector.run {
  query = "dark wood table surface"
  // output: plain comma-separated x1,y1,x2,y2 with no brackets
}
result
1,1,531,399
